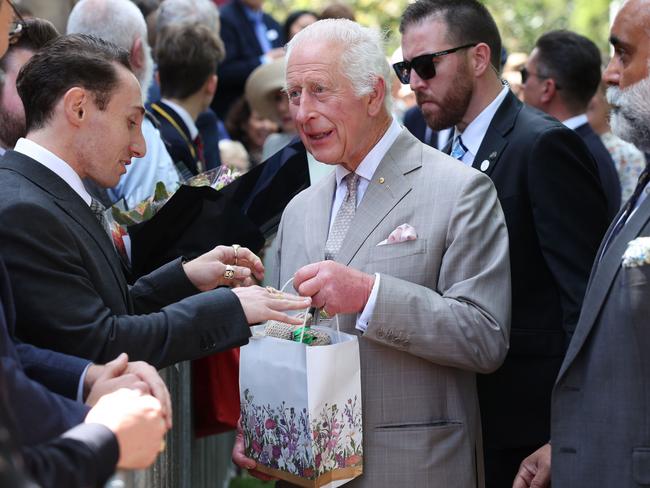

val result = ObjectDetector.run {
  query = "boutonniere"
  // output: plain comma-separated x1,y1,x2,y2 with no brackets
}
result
622,236,650,267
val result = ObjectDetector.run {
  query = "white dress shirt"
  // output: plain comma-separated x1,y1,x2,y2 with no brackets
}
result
161,98,199,140
14,138,93,205
327,118,402,332
453,85,509,166
562,113,589,131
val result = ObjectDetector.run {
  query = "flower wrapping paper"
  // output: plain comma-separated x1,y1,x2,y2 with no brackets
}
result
240,325,363,487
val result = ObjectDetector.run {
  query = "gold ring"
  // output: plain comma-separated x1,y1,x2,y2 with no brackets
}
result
224,265,235,280
159,440,166,452
232,244,240,266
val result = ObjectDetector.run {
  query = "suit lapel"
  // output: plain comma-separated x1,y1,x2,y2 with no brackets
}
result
472,91,519,176
557,197,650,381
1,152,129,302
336,129,419,266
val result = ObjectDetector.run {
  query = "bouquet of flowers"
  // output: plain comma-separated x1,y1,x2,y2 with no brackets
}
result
111,167,242,226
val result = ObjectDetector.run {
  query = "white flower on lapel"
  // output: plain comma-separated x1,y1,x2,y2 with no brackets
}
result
622,236,650,267
377,223,417,246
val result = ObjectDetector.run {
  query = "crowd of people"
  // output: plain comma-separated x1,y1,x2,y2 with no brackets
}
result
0,0,648,487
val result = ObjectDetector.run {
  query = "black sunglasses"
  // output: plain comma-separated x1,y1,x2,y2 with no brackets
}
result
519,66,561,89
6,0,26,44
393,43,477,84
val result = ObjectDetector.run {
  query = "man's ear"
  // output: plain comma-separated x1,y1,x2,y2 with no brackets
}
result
62,87,88,127
472,43,493,77
367,76,386,117
205,74,218,97
130,37,145,71
540,78,559,104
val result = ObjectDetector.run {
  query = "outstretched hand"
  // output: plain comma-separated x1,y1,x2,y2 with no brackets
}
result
183,245,265,291
232,285,311,325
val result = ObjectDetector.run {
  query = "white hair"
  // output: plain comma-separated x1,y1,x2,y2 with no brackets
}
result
66,0,153,101
67,0,147,52
286,19,393,113
156,0,221,33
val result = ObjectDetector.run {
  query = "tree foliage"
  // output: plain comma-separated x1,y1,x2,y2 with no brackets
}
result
266,0,613,56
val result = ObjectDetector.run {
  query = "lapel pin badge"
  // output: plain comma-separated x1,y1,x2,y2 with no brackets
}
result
480,160,490,172
378,177,385,184
489,151,497,160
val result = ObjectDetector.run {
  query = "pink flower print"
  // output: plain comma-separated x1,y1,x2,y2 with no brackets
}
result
265,418,277,430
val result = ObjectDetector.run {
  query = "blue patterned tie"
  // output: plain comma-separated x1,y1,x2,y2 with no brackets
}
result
450,135,468,161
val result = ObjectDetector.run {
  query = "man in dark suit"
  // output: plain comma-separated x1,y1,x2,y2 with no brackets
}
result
397,1,609,486
149,22,224,178
402,105,453,149
212,0,284,119
0,35,310,369
514,1,650,486
522,30,622,220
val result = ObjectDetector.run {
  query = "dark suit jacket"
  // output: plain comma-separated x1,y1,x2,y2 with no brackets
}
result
148,101,203,178
0,150,251,369
0,257,88,447
574,122,621,220
473,92,609,480
212,0,284,119
551,176,650,486
1,256,117,485
403,106,436,147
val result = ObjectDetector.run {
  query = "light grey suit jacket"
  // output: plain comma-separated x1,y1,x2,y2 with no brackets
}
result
551,186,650,487
272,129,511,487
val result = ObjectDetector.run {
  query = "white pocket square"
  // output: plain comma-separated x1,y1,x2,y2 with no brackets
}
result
377,223,418,246
622,236,650,267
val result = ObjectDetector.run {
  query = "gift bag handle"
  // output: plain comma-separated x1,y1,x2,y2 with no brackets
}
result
280,277,341,343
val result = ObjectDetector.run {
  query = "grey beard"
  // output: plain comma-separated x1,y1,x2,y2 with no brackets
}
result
607,77,650,153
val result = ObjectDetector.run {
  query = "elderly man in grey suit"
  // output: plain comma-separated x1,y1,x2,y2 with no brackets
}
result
514,1,650,487
233,19,511,487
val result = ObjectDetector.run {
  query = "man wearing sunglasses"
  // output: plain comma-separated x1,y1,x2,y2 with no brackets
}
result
398,1,610,487
522,30,621,221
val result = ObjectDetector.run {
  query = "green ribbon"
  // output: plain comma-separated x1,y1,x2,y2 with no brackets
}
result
292,326,315,344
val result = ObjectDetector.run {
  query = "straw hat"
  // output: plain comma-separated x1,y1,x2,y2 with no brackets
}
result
245,57,286,121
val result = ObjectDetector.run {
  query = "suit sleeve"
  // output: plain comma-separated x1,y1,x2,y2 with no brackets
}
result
15,343,88,400
22,423,118,488
527,127,609,337
0,201,251,370
363,172,512,373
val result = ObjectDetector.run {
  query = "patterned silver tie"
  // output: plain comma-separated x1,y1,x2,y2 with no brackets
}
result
89,198,112,238
324,172,360,261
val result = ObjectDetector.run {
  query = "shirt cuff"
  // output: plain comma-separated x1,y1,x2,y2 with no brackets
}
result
356,273,380,333
77,363,92,402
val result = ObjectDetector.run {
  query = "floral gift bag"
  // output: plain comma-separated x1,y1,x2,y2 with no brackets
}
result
239,323,363,487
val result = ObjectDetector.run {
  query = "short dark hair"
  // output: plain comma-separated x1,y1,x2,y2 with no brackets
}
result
0,18,59,72
534,30,602,111
400,0,502,71
16,34,131,132
155,22,225,100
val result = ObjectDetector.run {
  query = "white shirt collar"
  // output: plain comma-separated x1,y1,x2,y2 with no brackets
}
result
562,113,588,131
14,138,92,205
161,98,199,140
454,85,510,163
334,117,402,185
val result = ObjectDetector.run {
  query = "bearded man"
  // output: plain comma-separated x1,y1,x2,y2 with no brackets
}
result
514,0,650,486
396,1,610,486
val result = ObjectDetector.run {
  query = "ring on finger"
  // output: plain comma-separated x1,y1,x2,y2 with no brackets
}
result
224,264,235,280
